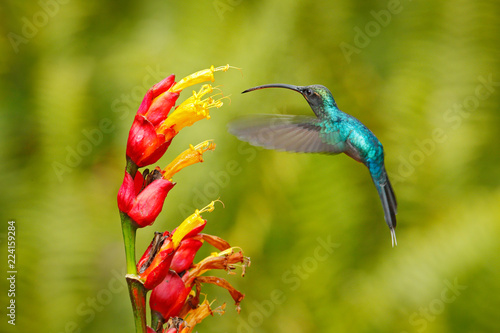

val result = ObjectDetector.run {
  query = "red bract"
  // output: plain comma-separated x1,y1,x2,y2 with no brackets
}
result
138,75,177,126
170,236,203,273
139,239,175,290
137,231,170,271
117,171,175,227
150,248,248,325
126,115,175,168
150,270,191,320
126,75,179,167
136,202,215,290
126,66,233,168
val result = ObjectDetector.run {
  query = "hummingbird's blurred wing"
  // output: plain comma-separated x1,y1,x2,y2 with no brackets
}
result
228,114,345,154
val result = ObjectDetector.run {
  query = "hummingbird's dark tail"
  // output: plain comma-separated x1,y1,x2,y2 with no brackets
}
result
372,168,398,247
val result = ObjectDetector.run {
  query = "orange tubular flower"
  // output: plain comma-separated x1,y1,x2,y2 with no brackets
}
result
178,300,225,333
181,248,248,313
150,246,249,325
136,200,248,332
160,300,225,333
126,65,233,167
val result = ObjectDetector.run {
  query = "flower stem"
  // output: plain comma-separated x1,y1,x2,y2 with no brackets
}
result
126,275,148,333
121,211,138,275
126,156,139,177
121,211,147,332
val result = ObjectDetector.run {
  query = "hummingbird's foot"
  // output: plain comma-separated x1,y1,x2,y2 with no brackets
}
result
390,228,398,247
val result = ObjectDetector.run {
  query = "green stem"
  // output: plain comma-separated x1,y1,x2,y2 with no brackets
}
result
126,156,139,177
121,212,138,274
122,158,147,332
126,275,148,333
121,209,147,332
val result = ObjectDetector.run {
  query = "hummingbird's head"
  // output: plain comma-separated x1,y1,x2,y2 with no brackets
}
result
242,83,338,110
297,85,338,109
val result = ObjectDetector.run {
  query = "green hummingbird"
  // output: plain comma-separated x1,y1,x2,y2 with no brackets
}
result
229,84,398,246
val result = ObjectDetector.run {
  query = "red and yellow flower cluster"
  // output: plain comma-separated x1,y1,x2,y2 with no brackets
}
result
119,65,233,228
140,201,249,332
117,66,248,333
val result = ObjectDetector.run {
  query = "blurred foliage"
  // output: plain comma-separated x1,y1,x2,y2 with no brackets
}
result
1,0,500,332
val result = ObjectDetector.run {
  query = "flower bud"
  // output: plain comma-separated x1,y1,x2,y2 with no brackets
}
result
117,171,175,227
150,270,190,320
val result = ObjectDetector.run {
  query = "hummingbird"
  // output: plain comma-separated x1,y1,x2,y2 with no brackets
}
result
228,84,398,246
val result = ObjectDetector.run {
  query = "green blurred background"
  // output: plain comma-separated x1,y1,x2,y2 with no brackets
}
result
1,0,499,332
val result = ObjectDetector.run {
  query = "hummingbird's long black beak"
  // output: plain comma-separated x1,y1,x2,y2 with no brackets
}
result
242,83,302,94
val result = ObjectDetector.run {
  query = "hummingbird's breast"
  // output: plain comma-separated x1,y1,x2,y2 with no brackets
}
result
341,116,384,164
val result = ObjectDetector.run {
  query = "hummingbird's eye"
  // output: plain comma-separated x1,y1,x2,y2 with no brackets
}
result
305,88,313,96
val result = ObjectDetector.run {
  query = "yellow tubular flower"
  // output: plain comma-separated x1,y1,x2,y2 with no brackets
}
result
158,85,227,139
169,64,237,92
162,140,216,181
171,200,221,247
194,247,249,277
179,300,225,333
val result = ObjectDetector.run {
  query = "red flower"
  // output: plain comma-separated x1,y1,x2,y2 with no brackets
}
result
118,141,217,228
138,236,176,290
126,66,232,167
126,75,179,167
170,236,203,273
141,200,248,331
150,247,248,323
170,228,235,274
150,270,191,320
117,171,175,227
118,65,244,333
